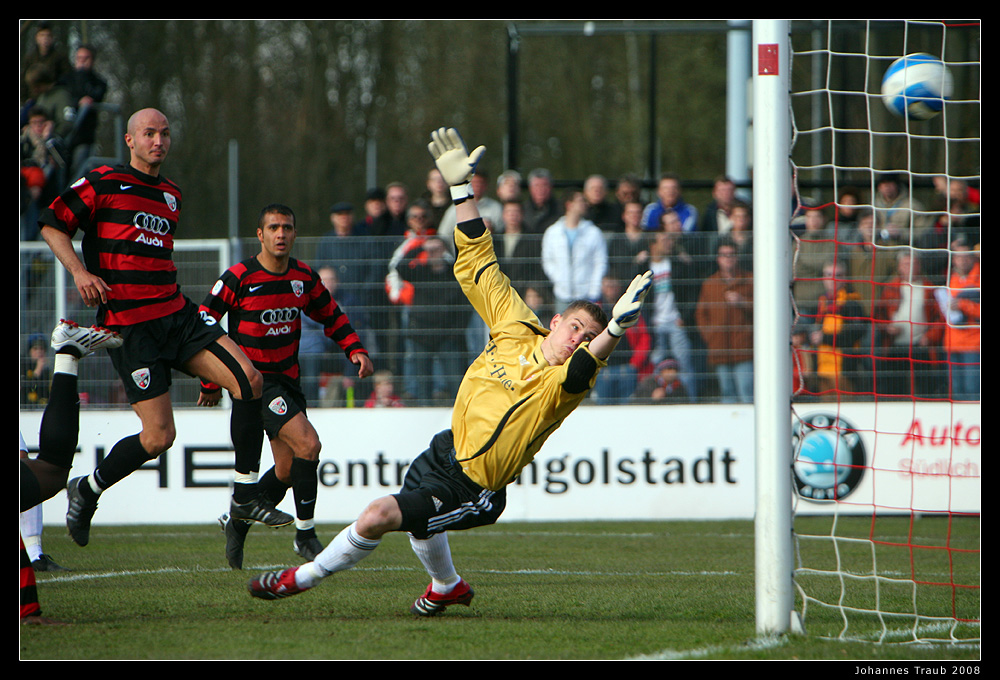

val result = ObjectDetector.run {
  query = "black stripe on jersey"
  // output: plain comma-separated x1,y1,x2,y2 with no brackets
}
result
515,320,547,336
105,287,183,315
91,166,181,197
458,394,532,464
96,206,177,234
238,279,285,295
57,185,92,228
95,236,176,265
96,266,178,287
474,260,498,284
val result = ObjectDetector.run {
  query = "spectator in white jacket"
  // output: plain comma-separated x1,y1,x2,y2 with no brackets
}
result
542,190,609,313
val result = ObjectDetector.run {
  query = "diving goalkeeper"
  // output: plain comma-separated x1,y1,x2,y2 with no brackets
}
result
248,127,653,615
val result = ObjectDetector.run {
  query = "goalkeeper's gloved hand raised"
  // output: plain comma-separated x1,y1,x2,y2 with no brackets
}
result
608,271,653,337
427,127,485,204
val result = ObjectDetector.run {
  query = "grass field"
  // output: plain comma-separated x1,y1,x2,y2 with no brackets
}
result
20,518,980,661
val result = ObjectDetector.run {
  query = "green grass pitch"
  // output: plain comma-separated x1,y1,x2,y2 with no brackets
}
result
20,518,979,661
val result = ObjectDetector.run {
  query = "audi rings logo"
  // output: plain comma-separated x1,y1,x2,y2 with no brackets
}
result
260,307,300,325
133,212,172,235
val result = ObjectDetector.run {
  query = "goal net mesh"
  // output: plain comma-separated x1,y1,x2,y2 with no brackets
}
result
786,19,980,644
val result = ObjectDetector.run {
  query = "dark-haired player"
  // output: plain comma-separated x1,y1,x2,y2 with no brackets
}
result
200,203,373,567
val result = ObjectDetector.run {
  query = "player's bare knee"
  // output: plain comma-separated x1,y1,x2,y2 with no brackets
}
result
246,366,263,399
357,497,400,538
298,436,321,460
141,430,175,457
140,421,176,457
275,464,293,485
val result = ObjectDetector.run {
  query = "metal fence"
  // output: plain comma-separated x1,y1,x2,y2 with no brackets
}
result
23,229,908,410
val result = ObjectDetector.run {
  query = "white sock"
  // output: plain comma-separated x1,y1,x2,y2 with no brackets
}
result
296,522,379,589
20,506,44,561
233,472,258,485
410,532,460,593
86,474,103,496
53,352,80,377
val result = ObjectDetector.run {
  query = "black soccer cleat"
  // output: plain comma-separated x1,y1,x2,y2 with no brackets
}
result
65,476,98,547
229,496,293,528
219,512,252,570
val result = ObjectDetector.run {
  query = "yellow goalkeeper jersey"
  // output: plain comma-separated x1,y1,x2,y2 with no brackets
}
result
450,219,607,491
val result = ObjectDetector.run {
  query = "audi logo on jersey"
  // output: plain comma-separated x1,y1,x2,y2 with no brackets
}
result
260,307,301,325
133,211,172,235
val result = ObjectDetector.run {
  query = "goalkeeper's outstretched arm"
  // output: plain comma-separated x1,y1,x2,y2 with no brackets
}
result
427,126,485,226
427,125,652,360
588,271,653,360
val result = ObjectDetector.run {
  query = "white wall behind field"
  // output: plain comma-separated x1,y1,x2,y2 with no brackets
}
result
20,402,979,526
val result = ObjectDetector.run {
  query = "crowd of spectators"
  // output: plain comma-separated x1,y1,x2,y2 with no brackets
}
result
305,167,980,408
19,24,980,409
21,23,109,243
792,176,981,403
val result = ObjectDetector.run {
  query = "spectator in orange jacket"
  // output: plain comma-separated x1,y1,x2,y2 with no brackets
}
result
943,241,980,401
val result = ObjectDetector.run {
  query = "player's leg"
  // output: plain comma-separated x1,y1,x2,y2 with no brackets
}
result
408,531,474,616
309,495,399,575
247,429,481,607
66,391,174,546
184,336,264,502
265,413,324,560
20,536,43,622
67,314,181,546
246,495,399,600
35,321,142,549
185,338,294,529
31,321,117,500
20,505,44,563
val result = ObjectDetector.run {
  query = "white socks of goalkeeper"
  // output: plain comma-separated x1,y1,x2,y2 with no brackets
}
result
409,532,461,594
292,524,461,595
294,522,379,589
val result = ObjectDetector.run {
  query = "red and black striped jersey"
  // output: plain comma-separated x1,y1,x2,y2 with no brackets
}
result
38,163,185,327
199,256,367,380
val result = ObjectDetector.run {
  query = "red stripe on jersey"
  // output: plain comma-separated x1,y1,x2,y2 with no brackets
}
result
39,164,184,327
104,294,186,328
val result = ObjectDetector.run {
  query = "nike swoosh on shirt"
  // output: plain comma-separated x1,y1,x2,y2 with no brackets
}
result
120,184,132,190
249,285,264,292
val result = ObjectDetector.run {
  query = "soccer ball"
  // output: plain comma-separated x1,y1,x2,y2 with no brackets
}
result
880,53,953,121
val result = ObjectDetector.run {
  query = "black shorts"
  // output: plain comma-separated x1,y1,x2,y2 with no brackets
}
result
108,297,227,404
393,430,507,540
261,373,307,440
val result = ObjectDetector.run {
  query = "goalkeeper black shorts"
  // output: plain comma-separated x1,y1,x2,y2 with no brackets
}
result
393,429,507,540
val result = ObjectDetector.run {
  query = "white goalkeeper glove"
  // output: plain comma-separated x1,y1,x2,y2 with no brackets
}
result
427,127,486,204
607,271,653,337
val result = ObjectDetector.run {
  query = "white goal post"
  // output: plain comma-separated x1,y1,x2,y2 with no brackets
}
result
751,19,797,637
